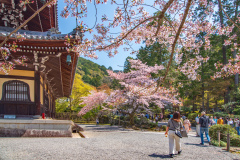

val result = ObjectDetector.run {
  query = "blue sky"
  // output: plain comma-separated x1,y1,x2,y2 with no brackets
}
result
57,1,156,70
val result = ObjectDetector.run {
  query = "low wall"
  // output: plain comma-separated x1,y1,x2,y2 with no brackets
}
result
0,119,74,137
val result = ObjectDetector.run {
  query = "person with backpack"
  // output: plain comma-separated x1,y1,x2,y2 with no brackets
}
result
199,111,211,145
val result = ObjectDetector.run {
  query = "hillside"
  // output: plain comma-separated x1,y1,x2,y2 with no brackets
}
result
76,57,111,87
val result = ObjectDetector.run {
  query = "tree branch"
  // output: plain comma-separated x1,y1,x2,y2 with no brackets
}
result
155,0,192,91
219,0,240,31
98,16,157,50
154,0,175,36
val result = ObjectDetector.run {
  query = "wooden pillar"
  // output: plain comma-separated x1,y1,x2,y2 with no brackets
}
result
35,71,41,115
43,76,45,116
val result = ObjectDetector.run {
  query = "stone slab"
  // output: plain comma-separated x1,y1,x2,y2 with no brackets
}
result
0,119,74,132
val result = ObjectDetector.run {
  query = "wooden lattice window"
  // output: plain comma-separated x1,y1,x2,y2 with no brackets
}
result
2,80,31,101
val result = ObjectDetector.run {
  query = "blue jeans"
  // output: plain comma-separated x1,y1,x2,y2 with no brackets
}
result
236,127,240,135
200,127,210,144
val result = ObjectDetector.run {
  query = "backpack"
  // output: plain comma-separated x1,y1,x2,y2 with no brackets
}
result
201,116,208,127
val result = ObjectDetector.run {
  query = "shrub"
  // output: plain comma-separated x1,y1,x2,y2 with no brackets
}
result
188,113,198,120
211,139,227,147
206,114,213,118
209,124,240,147
149,122,158,128
213,112,228,118
161,125,167,131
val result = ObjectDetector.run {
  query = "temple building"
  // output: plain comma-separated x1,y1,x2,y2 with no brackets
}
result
0,0,79,118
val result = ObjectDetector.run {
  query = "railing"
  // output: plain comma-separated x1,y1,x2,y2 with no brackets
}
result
217,130,240,152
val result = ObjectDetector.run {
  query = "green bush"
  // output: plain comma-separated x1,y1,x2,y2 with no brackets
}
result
206,114,213,118
211,139,227,147
149,122,158,128
213,112,229,118
188,113,199,120
233,106,240,115
209,124,240,147
161,125,167,131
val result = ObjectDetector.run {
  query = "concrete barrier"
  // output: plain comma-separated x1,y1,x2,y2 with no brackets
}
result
0,119,74,137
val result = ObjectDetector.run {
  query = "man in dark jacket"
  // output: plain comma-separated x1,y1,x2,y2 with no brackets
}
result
199,111,211,145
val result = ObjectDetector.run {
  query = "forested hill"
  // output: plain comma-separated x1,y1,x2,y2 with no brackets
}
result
76,57,111,87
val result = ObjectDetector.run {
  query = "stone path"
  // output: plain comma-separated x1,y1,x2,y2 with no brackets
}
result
0,124,239,160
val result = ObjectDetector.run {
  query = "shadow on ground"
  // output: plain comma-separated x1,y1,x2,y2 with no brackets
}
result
148,153,171,159
184,142,209,147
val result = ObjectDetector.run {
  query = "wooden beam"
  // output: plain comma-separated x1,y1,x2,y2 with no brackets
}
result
0,75,34,80
35,71,41,115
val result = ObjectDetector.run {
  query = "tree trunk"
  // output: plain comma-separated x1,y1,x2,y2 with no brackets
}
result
201,61,205,111
192,96,196,112
218,0,230,104
206,91,210,113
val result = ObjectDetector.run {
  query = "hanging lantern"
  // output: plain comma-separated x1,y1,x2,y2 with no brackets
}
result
66,55,72,65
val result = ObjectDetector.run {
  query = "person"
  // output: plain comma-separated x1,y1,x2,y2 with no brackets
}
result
180,116,183,123
209,116,216,126
213,116,218,125
96,118,99,125
225,117,229,124
155,115,158,124
183,117,191,133
228,118,234,127
234,118,239,135
165,112,183,158
167,114,171,120
199,111,211,145
170,114,173,119
195,115,200,137
217,117,223,124
145,113,149,119
182,115,186,121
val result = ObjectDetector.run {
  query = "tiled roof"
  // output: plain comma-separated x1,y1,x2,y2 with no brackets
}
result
0,26,67,40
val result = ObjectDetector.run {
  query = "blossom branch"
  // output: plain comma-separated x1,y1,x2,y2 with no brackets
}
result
154,0,175,36
156,0,192,91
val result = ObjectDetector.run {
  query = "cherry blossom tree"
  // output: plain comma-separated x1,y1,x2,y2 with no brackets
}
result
60,0,240,87
78,90,108,116
2,0,240,82
79,59,181,125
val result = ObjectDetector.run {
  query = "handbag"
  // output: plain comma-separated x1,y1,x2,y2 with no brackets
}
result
180,130,188,137
171,120,182,138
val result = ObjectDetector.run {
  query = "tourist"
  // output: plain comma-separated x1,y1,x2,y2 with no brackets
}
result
167,114,171,120
210,116,216,126
234,118,239,135
183,117,191,133
195,115,200,137
224,117,229,124
96,118,99,125
199,111,211,145
170,114,173,119
217,117,223,124
182,115,186,121
155,115,158,124
228,118,234,127
165,111,183,158
180,115,184,123
213,116,218,125
145,113,149,119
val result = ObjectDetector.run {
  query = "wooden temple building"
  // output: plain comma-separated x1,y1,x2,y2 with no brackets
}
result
0,0,79,119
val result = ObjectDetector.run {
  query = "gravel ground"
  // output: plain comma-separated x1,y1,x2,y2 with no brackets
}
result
0,124,239,160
